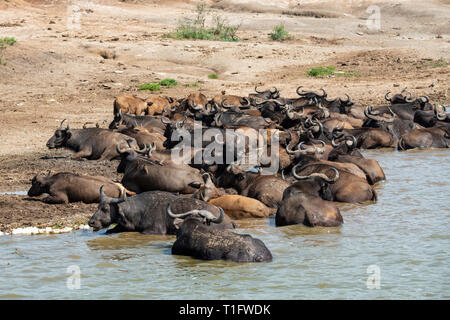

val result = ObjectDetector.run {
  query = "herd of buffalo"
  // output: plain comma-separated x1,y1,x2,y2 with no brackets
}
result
27,86,449,263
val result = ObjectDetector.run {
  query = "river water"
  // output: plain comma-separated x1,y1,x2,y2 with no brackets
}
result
0,149,449,299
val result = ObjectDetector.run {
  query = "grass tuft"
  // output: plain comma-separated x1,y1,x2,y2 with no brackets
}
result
307,66,359,78
270,24,291,41
425,57,447,68
208,73,218,79
0,37,16,48
159,78,178,87
0,37,16,65
138,83,161,91
184,82,200,87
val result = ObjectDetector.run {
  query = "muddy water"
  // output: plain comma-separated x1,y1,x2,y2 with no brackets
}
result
0,149,449,299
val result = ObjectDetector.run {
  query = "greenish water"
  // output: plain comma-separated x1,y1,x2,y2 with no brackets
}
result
0,149,449,299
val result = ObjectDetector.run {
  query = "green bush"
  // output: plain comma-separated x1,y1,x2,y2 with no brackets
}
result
307,66,336,77
184,82,200,87
0,37,16,65
0,37,16,48
306,66,359,78
270,24,291,41
165,3,240,42
159,78,178,87
208,73,218,79
138,83,161,91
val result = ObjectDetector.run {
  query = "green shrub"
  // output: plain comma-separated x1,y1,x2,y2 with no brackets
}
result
165,3,240,42
138,83,161,91
270,24,291,41
0,37,16,48
0,37,16,65
307,66,336,77
425,57,447,68
306,66,359,78
184,82,200,87
159,78,178,87
208,73,218,79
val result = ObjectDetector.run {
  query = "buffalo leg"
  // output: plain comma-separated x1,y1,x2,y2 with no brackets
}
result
71,147,92,160
105,224,130,234
98,145,117,161
43,192,69,204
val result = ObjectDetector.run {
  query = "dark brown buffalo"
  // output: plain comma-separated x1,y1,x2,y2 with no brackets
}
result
293,162,377,203
217,164,290,208
88,188,235,234
168,205,272,262
276,167,343,227
46,119,138,160
118,126,166,150
117,145,203,194
398,127,449,150
28,172,132,204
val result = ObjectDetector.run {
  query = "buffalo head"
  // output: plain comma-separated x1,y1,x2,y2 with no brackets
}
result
88,185,127,231
46,119,71,149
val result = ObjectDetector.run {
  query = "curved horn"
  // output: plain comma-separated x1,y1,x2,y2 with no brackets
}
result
99,185,107,203
135,144,151,155
313,140,326,154
166,204,224,224
116,143,133,154
319,88,327,98
402,88,414,101
147,142,156,157
331,136,340,147
342,93,351,104
385,91,392,102
292,164,339,183
254,86,265,94
364,106,394,123
110,189,127,203
221,98,233,109
191,102,203,111
166,204,194,219
435,104,447,121
345,135,357,149
210,207,224,224
241,97,251,108
161,116,171,125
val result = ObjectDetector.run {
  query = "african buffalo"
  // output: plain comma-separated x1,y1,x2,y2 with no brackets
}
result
88,187,235,234
117,145,204,194
217,164,290,208
113,95,148,116
168,205,272,262
46,119,138,160
276,167,343,227
208,195,272,219
28,172,132,204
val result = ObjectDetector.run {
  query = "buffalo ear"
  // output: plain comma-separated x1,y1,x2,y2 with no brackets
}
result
173,218,184,229
189,182,202,189
66,130,72,139
147,102,153,106
114,205,127,225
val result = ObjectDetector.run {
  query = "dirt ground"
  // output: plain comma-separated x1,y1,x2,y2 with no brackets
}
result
0,0,449,233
